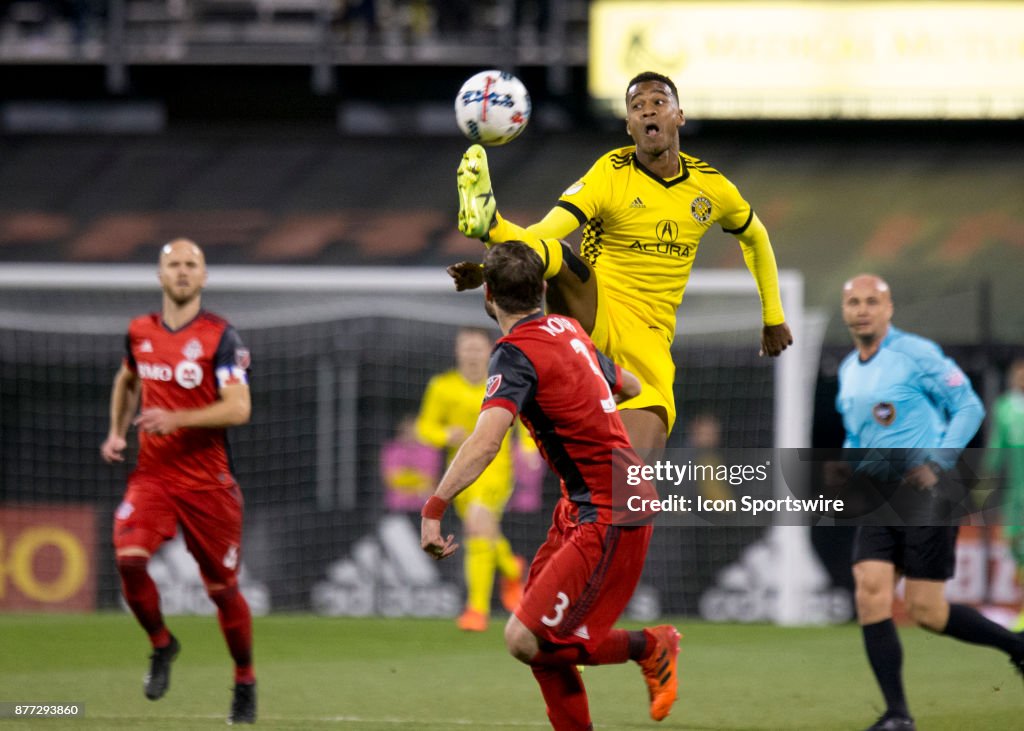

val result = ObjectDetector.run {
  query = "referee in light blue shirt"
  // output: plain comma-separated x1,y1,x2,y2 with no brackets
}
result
836,274,1024,731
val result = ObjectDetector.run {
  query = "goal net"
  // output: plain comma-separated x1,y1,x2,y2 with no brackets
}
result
0,264,833,624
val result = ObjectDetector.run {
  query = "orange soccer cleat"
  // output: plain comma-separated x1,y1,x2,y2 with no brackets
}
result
500,556,527,613
638,625,681,721
456,608,488,632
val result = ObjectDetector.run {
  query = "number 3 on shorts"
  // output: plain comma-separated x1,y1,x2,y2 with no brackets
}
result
541,591,570,627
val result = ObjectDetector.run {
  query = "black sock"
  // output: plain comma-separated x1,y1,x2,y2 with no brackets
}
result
627,630,648,661
943,603,1024,656
862,619,909,717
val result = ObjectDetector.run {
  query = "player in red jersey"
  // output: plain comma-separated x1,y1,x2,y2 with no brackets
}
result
100,239,256,724
421,242,681,730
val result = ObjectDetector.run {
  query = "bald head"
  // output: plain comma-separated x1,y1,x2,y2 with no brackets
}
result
158,237,207,307
842,273,893,351
160,238,205,265
842,274,890,300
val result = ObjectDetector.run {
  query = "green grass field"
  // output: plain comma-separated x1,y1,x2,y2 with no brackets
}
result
0,614,1020,730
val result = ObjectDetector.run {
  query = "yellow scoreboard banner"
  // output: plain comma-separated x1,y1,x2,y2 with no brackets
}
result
590,1,1024,119
0,505,97,611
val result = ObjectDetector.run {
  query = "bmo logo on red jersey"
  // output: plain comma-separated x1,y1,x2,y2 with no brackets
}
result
174,361,204,389
137,362,173,382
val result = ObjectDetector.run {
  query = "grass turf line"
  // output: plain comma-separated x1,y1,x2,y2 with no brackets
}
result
0,614,1020,729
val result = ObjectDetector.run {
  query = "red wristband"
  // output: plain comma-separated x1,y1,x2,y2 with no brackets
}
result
421,495,449,520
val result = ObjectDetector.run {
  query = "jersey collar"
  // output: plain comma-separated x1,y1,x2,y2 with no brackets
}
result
632,151,690,188
161,308,204,334
508,311,545,333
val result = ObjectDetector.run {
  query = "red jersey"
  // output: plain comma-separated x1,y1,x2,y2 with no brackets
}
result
482,312,652,524
124,310,250,490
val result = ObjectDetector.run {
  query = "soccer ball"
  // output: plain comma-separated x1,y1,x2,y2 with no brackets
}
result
454,70,531,146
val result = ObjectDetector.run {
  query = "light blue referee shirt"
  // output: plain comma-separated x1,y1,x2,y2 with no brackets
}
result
836,326,985,477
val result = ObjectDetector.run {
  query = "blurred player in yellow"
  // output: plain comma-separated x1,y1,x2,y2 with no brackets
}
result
451,71,793,457
416,326,534,631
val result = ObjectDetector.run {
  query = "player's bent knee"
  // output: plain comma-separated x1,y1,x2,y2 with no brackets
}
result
905,599,944,631
854,575,893,622
504,615,538,664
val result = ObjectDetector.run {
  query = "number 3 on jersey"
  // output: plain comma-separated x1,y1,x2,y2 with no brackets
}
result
541,591,571,627
570,338,616,413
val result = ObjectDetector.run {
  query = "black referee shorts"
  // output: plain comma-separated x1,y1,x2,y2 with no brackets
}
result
851,525,960,580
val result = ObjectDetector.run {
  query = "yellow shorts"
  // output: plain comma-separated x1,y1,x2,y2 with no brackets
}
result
588,278,677,434
452,472,514,518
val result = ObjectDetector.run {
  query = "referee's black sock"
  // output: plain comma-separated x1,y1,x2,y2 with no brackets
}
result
862,619,909,717
942,603,1024,656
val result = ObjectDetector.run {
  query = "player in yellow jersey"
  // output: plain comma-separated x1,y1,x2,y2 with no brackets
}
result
415,327,533,631
452,71,793,457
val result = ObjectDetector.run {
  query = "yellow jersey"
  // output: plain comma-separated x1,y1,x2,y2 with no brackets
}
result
415,369,529,495
555,147,754,340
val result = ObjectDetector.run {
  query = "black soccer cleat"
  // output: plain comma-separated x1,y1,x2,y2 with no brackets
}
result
1011,629,1024,682
143,634,180,700
1010,652,1024,683
864,711,916,731
228,681,257,724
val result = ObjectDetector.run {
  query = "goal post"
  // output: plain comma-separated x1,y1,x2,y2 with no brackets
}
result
0,264,830,623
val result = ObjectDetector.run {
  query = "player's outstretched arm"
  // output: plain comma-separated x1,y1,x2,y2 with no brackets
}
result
420,406,514,560
733,213,793,357
446,234,567,291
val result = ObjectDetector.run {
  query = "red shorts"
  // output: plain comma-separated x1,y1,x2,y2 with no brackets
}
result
113,478,244,587
515,499,652,654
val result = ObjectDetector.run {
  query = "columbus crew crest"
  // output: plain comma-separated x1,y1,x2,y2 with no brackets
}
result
691,196,712,223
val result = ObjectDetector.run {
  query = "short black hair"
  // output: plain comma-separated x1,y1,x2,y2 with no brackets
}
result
625,71,679,104
483,242,544,314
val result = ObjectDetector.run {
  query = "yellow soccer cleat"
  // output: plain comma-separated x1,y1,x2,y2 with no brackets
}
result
457,145,497,240
638,624,681,721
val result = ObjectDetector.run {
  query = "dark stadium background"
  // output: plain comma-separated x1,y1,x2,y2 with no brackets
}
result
2,1,1022,620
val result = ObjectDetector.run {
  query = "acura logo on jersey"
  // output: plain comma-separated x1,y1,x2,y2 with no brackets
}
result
137,362,173,381
655,220,679,242
486,374,502,397
691,196,712,223
630,241,692,257
175,360,204,389
873,402,896,426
